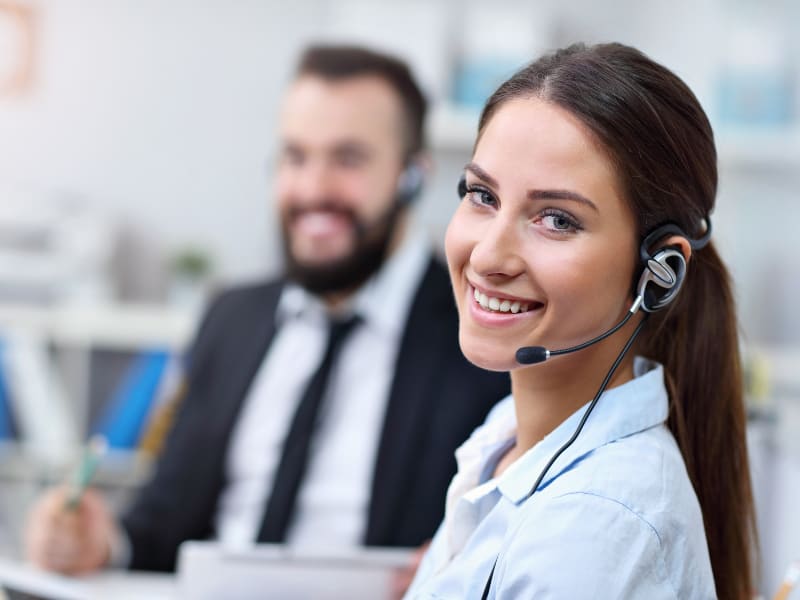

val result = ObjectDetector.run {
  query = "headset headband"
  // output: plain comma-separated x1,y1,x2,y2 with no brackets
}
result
639,217,712,264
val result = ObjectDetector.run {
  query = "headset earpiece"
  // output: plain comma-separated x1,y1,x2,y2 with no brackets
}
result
396,162,424,206
634,220,709,312
637,246,687,312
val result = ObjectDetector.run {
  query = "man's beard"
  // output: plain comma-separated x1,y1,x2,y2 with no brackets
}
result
281,201,402,296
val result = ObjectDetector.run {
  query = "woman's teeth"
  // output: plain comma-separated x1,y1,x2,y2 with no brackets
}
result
473,287,531,314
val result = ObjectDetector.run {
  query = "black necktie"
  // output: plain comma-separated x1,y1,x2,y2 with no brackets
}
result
256,315,360,543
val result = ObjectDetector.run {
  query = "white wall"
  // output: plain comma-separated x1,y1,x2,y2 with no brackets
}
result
2,0,799,341
0,0,328,287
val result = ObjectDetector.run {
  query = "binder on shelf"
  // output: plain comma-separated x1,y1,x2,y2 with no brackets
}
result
0,343,18,440
91,349,172,449
137,361,186,457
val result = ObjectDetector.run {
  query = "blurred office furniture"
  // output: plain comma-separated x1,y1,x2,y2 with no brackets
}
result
0,301,197,560
747,345,800,597
0,187,115,305
166,246,215,312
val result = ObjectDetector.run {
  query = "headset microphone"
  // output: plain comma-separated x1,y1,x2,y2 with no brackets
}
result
515,296,644,364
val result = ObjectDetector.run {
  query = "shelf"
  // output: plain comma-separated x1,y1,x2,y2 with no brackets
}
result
717,128,800,171
0,441,154,486
429,103,800,172
0,302,198,351
428,103,479,152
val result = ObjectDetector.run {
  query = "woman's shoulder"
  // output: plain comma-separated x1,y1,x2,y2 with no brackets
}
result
500,480,715,599
504,424,715,598
543,424,701,536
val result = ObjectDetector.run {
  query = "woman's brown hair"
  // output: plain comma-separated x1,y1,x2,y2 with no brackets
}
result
477,43,756,599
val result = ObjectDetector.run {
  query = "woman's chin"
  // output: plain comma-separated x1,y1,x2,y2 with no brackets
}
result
459,339,518,373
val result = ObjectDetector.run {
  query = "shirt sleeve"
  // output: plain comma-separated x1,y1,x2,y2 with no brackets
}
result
107,522,132,569
494,491,680,600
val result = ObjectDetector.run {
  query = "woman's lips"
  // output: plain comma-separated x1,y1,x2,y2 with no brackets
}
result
469,283,542,311
467,284,543,326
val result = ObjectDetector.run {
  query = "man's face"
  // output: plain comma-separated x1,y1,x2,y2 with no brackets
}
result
275,74,409,294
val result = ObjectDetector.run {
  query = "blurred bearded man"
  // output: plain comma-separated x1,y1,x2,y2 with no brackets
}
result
26,44,509,575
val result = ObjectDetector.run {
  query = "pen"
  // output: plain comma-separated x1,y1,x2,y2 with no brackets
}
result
773,561,800,600
64,435,108,510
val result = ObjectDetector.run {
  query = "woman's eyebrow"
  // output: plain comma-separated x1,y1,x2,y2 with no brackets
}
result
464,162,498,187
528,189,598,211
466,161,599,211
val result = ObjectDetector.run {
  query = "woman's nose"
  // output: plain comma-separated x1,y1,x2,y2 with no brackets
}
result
469,216,527,279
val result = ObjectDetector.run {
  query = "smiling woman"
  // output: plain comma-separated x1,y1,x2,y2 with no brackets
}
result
405,42,755,600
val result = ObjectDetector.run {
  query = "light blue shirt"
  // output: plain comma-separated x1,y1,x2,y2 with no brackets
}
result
406,358,715,599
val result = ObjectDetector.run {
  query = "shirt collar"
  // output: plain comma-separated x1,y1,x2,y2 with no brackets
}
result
276,225,430,338
497,357,669,504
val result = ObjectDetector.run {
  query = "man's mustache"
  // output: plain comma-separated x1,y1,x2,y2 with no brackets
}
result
286,202,370,238
284,195,404,241
287,202,357,223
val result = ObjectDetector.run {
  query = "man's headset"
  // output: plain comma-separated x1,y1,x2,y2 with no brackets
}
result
395,162,425,207
350,161,424,243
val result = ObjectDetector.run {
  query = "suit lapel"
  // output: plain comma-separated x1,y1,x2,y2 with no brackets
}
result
364,259,453,545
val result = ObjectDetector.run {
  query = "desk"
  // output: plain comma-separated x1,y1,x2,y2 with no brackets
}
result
0,559,176,600
1,544,411,599
74,571,176,600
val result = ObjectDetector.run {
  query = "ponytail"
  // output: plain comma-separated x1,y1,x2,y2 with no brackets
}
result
642,243,756,600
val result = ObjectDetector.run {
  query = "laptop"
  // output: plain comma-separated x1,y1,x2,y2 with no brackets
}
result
176,542,414,600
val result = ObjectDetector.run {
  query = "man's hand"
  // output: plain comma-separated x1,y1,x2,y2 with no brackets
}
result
391,540,430,599
25,486,118,574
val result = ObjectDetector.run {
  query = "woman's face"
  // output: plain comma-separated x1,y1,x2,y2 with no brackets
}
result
446,98,639,372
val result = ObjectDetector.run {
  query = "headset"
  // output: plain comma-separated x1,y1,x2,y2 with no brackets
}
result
636,220,711,312
455,174,713,598
395,161,425,207
351,161,424,242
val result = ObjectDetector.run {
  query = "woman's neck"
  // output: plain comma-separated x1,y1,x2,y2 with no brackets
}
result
509,341,637,456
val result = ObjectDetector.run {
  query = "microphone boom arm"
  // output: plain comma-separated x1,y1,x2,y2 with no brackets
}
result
516,295,644,365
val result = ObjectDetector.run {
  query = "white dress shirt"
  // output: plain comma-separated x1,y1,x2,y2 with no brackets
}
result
406,358,716,599
214,230,431,549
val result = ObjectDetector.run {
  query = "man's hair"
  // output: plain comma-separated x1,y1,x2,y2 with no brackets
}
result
295,44,427,157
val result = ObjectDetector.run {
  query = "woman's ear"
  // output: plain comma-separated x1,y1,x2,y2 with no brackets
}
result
661,234,692,265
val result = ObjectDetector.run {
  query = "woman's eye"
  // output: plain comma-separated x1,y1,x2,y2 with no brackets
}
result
539,211,581,233
548,215,572,230
465,187,497,207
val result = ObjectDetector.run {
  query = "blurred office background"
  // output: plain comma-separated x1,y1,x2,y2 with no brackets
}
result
0,0,798,595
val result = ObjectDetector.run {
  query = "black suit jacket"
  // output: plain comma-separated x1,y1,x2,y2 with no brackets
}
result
121,258,510,571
